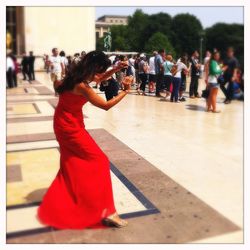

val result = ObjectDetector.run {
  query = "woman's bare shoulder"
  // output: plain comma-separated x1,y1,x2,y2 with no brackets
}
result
74,82,94,95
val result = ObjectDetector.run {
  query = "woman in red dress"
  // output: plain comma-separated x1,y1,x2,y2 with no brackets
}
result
37,51,133,229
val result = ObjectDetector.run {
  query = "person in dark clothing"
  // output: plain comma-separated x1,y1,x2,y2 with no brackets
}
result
221,47,239,104
189,50,201,98
21,53,30,80
154,49,165,97
100,77,120,101
28,51,36,81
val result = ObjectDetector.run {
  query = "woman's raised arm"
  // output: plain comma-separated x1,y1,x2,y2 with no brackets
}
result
76,76,133,111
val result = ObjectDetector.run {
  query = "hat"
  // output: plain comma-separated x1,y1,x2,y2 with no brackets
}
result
140,53,145,58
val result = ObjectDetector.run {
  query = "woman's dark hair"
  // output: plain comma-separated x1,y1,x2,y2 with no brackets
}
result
119,55,125,61
56,50,111,94
59,51,66,57
212,50,220,60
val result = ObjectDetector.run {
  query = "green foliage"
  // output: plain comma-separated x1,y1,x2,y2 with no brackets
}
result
126,9,150,52
171,13,203,55
96,9,244,67
144,32,175,58
142,12,172,49
205,23,244,66
110,25,130,51
96,37,105,51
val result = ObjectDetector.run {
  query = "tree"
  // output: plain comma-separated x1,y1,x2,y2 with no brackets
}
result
96,37,105,51
142,12,173,48
112,36,131,51
110,25,130,51
205,23,244,66
171,13,203,55
126,9,150,52
144,32,175,57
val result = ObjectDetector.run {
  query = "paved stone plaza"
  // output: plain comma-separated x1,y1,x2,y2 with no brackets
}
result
6,73,243,243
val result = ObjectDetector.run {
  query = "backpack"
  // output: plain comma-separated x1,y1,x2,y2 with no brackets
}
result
171,64,178,76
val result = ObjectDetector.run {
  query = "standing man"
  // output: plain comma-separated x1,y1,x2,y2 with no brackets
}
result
189,50,201,98
21,52,30,81
154,49,165,97
221,47,239,104
28,51,36,81
6,52,15,88
47,48,65,91
148,51,157,93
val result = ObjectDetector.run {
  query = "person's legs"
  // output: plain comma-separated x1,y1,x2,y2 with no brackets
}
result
211,87,219,112
7,69,13,88
139,73,147,92
27,68,32,81
189,76,195,97
22,69,27,80
32,69,35,80
13,71,17,87
155,73,163,96
225,80,234,103
174,78,181,102
220,75,230,101
194,76,200,97
171,77,179,102
179,77,186,101
207,87,212,111
149,74,155,93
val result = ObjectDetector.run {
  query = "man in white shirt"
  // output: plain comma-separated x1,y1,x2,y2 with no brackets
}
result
148,51,157,93
6,54,15,88
47,48,65,90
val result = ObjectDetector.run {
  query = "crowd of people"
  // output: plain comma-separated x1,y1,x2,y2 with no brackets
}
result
101,47,244,112
7,46,244,112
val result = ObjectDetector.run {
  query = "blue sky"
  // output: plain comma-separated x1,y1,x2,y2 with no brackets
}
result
96,6,243,28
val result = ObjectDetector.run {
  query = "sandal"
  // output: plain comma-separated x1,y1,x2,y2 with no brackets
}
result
102,213,128,228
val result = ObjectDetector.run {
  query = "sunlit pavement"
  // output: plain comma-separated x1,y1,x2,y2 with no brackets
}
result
6,72,243,243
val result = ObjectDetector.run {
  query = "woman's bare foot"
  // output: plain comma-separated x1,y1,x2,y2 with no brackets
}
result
102,212,128,228
212,110,221,113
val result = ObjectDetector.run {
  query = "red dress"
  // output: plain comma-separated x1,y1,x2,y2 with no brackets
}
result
37,91,116,229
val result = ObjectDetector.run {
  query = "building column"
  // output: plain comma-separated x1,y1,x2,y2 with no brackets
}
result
100,26,103,38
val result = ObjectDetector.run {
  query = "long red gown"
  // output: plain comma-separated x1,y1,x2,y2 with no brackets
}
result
37,91,116,229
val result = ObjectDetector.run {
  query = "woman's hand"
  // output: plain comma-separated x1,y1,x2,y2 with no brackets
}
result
222,65,228,71
93,73,103,83
116,61,128,70
122,75,133,92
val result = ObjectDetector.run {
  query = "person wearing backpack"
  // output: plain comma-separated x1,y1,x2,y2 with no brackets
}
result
170,56,189,103
154,49,165,97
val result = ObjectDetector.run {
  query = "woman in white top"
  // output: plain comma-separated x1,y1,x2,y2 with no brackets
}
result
171,56,189,102
148,51,157,93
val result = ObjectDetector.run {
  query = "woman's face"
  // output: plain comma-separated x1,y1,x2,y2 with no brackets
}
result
214,53,220,61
